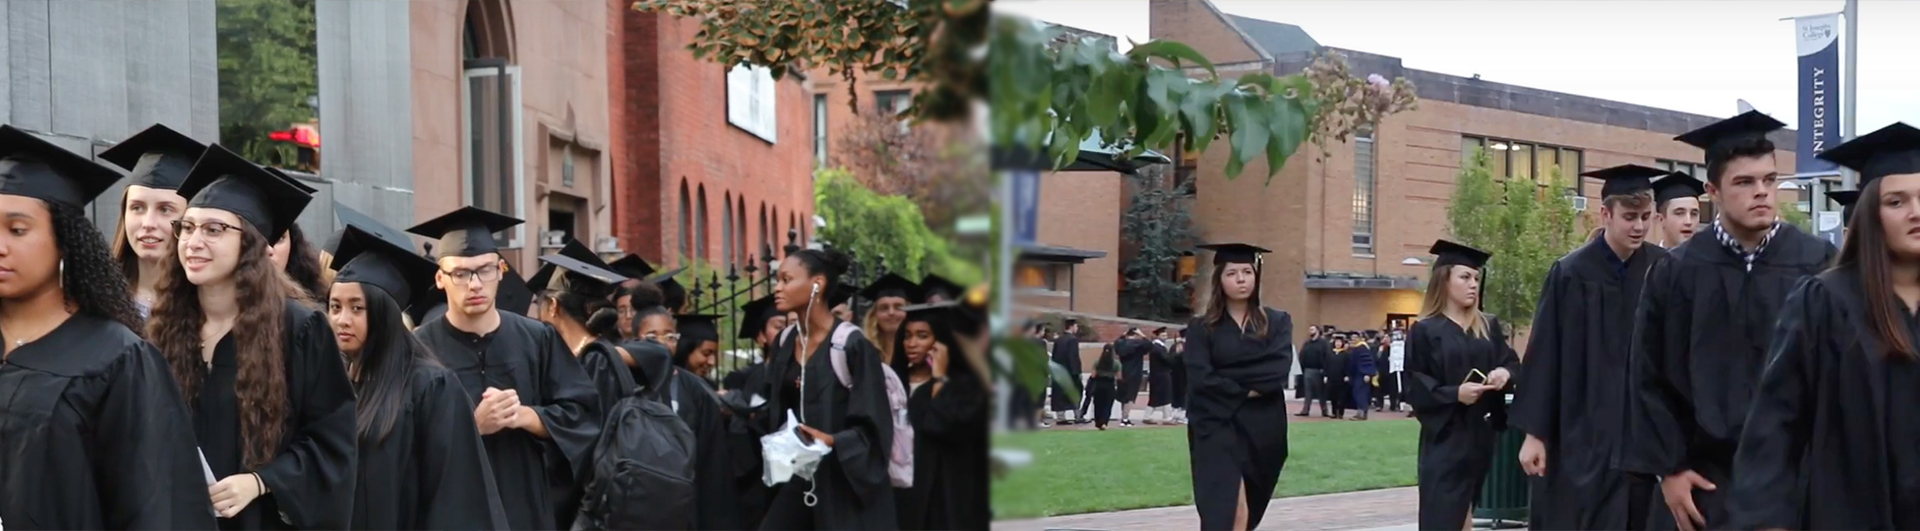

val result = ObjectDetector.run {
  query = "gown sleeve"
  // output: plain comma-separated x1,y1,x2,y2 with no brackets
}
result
1250,310,1296,396
1727,277,1825,531
1622,257,1695,476
1183,320,1248,398
914,371,989,442
416,370,512,531
1405,321,1459,413
531,326,605,490
92,341,220,531
825,335,895,509
255,307,357,529
1511,264,1567,441
679,370,743,531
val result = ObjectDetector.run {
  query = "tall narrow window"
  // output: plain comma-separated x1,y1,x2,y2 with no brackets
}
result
814,94,828,167
736,198,749,266
722,192,735,267
462,59,524,247
679,180,692,258
696,186,710,262
1352,127,1377,255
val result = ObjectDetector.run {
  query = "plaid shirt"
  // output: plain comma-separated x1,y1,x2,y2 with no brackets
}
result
1713,219,1780,272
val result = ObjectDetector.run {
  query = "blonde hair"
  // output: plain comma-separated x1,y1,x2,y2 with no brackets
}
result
1417,264,1489,339
863,301,899,365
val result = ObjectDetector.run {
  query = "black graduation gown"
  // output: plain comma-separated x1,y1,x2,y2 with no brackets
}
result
1149,340,1176,407
756,320,898,530
194,299,357,530
671,366,744,531
1622,225,1833,529
413,313,604,531
1049,336,1082,411
1170,342,1190,409
1325,348,1351,409
0,314,217,531
577,339,638,422
1510,238,1667,530
1405,314,1520,531
896,371,990,531
1117,338,1147,405
352,364,511,531
1728,270,1920,529
722,362,773,528
1185,309,1293,531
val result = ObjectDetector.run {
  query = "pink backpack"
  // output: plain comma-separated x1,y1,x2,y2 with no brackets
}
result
783,322,915,488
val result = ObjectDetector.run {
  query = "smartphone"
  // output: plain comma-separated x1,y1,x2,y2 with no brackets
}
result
1464,368,1488,385
794,426,815,445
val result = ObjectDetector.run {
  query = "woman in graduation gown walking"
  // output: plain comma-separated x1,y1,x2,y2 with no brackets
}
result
756,248,898,530
1729,122,1920,530
893,300,990,531
1404,240,1518,531
327,226,510,530
1184,242,1294,531
149,145,357,530
0,126,216,530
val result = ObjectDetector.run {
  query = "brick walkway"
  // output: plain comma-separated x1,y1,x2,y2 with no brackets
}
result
992,487,1420,531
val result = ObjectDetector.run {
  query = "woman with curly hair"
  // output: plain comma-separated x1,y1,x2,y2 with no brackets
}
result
892,300,990,531
98,123,205,318
0,126,216,530
150,145,356,529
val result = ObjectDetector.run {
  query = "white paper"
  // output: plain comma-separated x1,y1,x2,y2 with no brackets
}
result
750,394,767,408
200,448,220,517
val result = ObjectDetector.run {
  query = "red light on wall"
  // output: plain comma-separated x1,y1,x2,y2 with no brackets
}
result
267,125,320,148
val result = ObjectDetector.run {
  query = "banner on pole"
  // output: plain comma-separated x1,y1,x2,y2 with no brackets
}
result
1011,169,1040,246
1794,13,1842,176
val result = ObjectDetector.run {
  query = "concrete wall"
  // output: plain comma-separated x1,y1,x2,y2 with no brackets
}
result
316,0,415,246
1,0,218,233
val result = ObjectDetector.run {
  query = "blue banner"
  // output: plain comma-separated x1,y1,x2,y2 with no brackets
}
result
1011,169,1040,245
1795,14,1842,176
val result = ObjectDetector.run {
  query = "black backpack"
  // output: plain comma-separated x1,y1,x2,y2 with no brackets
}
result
573,376,698,530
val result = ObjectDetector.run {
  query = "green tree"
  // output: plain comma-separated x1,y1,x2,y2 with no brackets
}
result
814,168,983,285
1445,149,1579,329
1779,198,1813,234
217,0,317,167
1118,165,1196,322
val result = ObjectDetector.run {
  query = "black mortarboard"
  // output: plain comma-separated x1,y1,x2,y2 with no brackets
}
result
496,268,536,317
1429,239,1492,270
1830,190,1862,228
1196,242,1271,267
330,225,437,310
1675,111,1788,180
918,274,964,303
538,251,629,300
527,263,557,293
406,206,524,259
0,125,123,209
646,267,689,310
98,123,206,191
1652,173,1708,206
608,254,659,279
266,166,319,195
859,273,921,302
327,201,413,255
1816,122,1920,184
406,299,446,326
676,313,722,344
827,281,857,307
177,144,313,240
1582,164,1665,197
738,295,781,340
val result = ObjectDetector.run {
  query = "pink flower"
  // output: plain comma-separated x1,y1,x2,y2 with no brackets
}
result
1367,74,1390,89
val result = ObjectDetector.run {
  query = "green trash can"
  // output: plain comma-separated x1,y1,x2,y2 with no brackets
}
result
1474,394,1529,528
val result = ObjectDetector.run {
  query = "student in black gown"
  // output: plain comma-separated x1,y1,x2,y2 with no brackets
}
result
1510,164,1672,531
892,300,990,531
326,225,510,530
1170,330,1190,423
100,123,205,319
0,126,216,530
665,314,745,530
1049,318,1085,425
726,294,786,392
533,243,639,417
1184,242,1294,531
860,273,918,372
725,294,785,528
149,145,357,530
1621,111,1836,531
1404,240,1519,531
1087,341,1121,429
1728,122,1920,530
1115,328,1148,426
406,207,604,531
1651,172,1708,249
1147,327,1178,423
1325,333,1351,419
755,248,898,530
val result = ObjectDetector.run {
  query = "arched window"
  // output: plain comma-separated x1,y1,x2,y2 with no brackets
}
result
758,203,769,257
679,179,692,258
722,191,735,267
736,197,748,266
696,185,710,263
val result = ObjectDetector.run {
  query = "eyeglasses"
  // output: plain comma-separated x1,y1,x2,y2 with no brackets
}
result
644,332,681,345
441,265,503,283
171,220,236,240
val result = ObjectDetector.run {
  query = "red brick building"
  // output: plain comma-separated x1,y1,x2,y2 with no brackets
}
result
609,2,818,270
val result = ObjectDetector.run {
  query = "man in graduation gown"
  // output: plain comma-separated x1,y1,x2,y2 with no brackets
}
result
1049,319,1085,424
1115,327,1149,426
1512,164,1673,530
1652,173,1708,249
408,207,605,531
1622,111,1836,531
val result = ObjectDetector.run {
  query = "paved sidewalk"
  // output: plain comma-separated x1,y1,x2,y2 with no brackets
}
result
992,487,1419,531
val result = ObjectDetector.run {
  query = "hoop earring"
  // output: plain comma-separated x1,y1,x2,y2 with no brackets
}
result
58,259,64,290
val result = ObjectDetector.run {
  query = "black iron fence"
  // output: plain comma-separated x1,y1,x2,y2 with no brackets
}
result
679,229,893,384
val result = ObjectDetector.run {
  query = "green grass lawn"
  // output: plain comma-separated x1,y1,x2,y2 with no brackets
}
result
991,419,1420,519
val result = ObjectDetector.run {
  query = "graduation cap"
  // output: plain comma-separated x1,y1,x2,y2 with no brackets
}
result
1581,164,1666,198
537,250,629,300
527,263,557,293
330,225,437,310
608,254,659,280
1816,122,1920,185
1829,190,1862,228
0,125,124,209
1653,173,1708,206
859,273,921,302
1196,242,1272,271
676,313,722,344
265,166,319,195
177,144,313,240
406,206,524,259
827,281,857,307
98,123,206,191
326,201,413,255
737,294,781,340
1675,111,1788,176
1429,239,1492,270
645,266,689,310
917,273,964,303
495,268,536,317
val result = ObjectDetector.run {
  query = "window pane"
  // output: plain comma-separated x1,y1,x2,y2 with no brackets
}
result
813,94,828,166
1353,132,1376,254
1462,136,1484,166
1561,149,1583,194
1512,144,1534,183
1535,147,1558,185
1487,140,1510,178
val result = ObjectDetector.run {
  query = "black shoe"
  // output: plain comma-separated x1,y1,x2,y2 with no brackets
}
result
1295,412,1309,417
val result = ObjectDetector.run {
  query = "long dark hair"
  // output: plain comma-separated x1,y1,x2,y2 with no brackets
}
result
149,218,296,468
283,224,328,302
673,333,717,369
43,200,144,332
1834,177,1915,359
1202,261,1268,338
891,308,966,378
342,284,442,442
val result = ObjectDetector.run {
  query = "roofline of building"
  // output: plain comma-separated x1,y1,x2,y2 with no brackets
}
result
1198,0,1273,62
